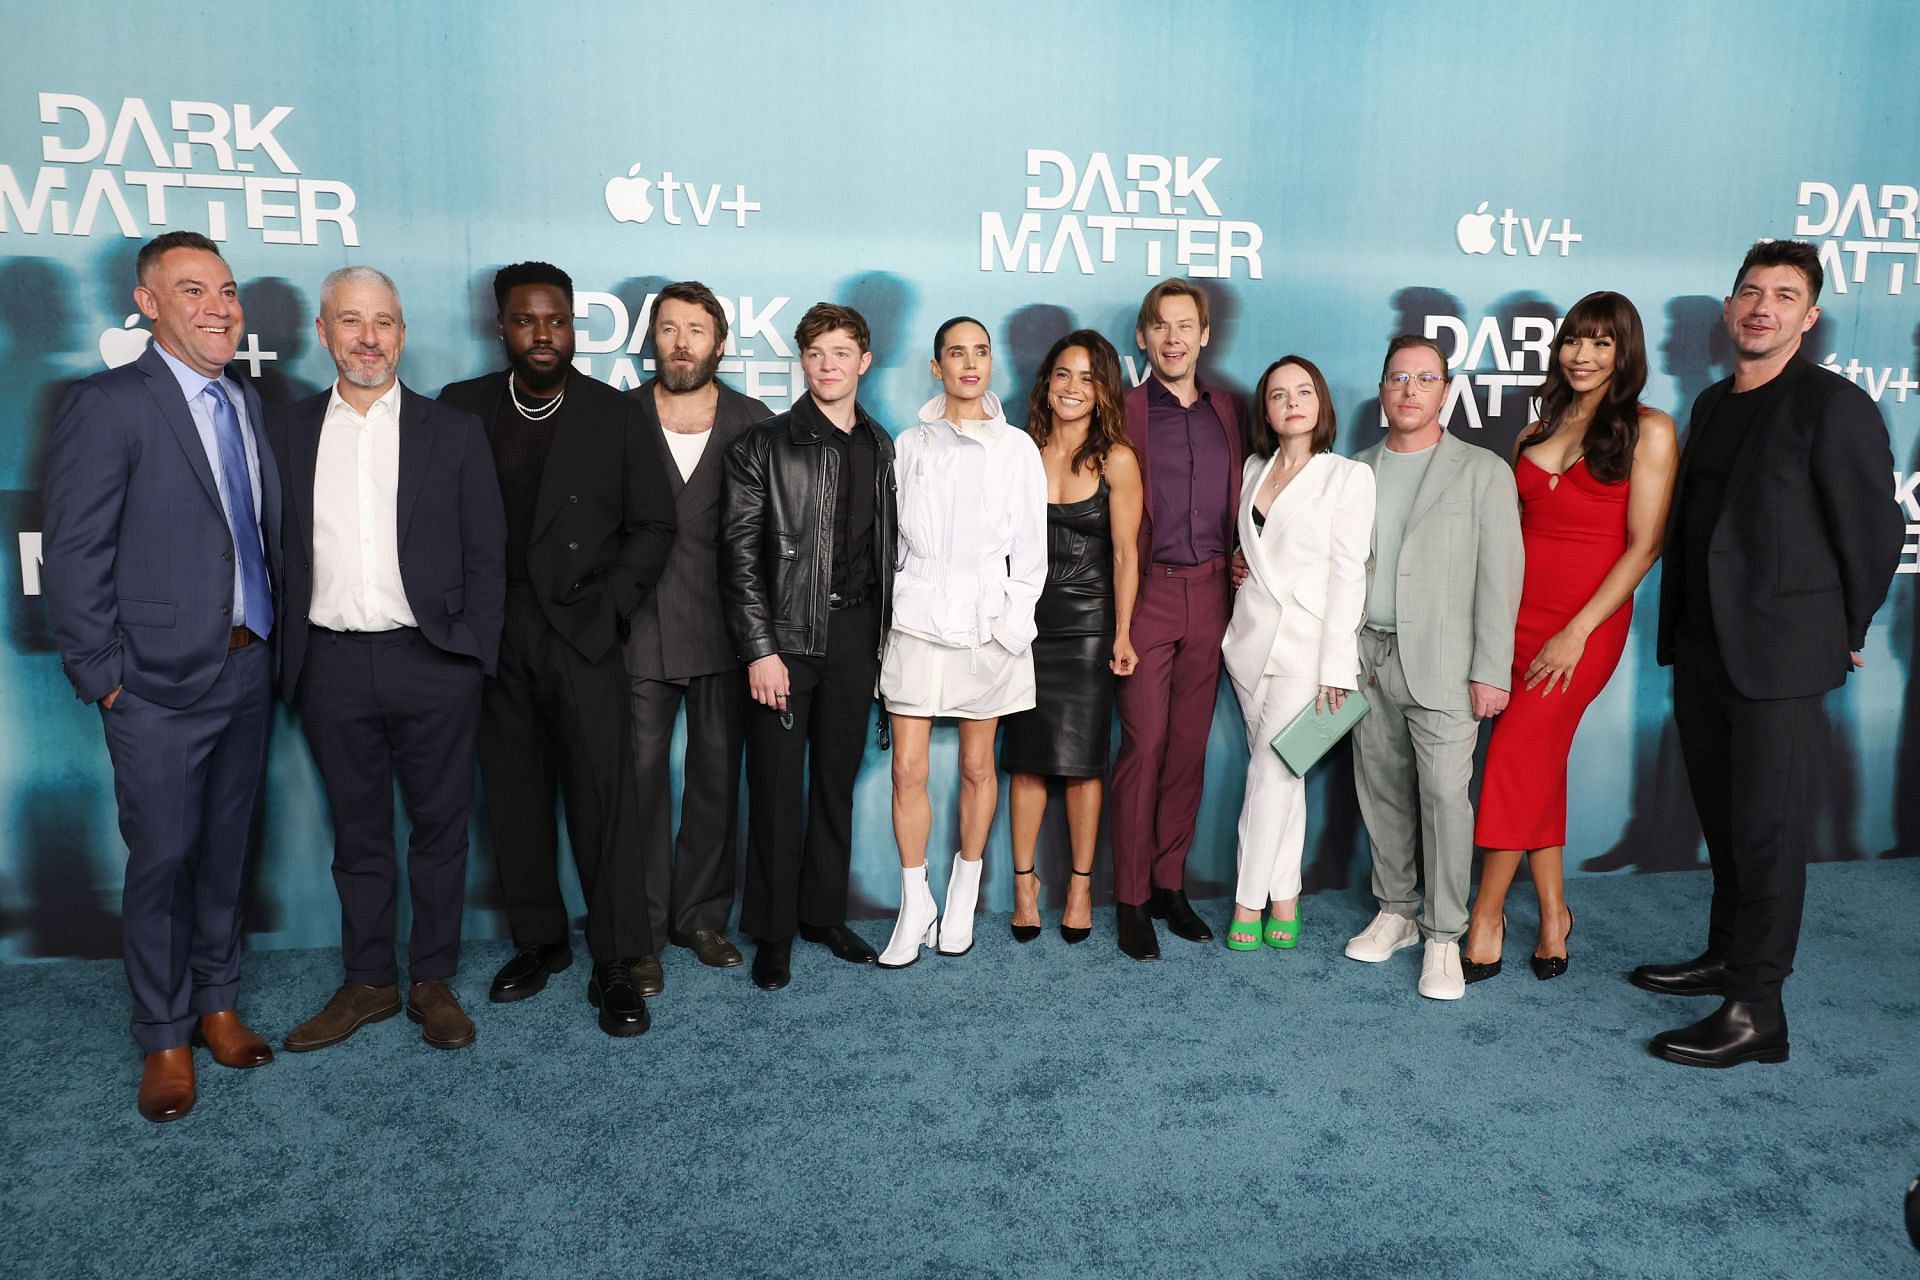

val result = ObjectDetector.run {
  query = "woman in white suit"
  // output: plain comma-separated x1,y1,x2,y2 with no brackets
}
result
1221,355,1375,950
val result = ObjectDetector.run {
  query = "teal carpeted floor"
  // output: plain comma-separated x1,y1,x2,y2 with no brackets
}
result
4,859,1917,1279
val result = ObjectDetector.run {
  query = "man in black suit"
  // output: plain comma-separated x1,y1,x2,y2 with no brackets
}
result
270,267,505,1055
723,302,893,991
1636,239,1903,1067
624,281,772,994
440,262,676,1037
43,231,280,1121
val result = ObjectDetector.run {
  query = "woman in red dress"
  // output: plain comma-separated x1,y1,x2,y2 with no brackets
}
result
1464,291,1678,982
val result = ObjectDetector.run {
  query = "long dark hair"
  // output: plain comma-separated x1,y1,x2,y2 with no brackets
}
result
1026,329,1131,475
1527,291,1648,485
1248,355,1338,458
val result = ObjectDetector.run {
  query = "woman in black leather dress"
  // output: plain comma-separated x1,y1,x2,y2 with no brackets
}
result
1000,330,1143,942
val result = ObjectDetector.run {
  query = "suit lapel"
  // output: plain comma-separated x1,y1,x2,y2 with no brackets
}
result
1404,432,1464,531
289,395,325,550
395,384,431,549
137,347,223,514
532,382,588,540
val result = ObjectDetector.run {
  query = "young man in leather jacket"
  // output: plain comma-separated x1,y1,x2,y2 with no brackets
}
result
721,302,896,991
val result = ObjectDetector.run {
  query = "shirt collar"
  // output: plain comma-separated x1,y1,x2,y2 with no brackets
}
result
1147,375,1211,407
325,378,403,423
152,340,233,406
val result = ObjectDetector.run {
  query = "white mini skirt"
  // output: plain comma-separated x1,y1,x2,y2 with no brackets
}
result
880,630,1037,720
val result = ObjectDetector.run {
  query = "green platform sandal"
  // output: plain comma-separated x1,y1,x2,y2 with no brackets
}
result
1264,906,1301,949
1226,915,1263,952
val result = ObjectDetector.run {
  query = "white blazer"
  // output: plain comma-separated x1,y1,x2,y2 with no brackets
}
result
1221,450,1376,690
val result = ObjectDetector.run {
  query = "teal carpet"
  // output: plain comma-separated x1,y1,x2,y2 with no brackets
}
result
4,860,1917,1279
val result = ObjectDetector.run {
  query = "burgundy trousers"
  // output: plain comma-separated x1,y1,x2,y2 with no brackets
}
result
1110,558,1231,906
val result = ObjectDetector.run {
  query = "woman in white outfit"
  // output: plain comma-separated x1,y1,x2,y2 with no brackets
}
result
877,317,1049,968
1220,355,1375,951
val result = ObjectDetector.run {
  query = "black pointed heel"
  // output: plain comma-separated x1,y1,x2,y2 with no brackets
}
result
1462,913,1506,984
1531,907,1575,981
1011,866,1041,943
1060,868,1093,944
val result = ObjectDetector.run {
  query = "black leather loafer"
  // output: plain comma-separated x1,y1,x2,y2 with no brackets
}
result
1629,952,1729,997
752,938,792,991
797,923,878,965
1650,998,1788,1068
489,942,573,1004
586,960,651,1037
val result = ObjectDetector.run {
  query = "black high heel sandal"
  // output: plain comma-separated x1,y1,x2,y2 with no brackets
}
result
1059,868,1093,944
1462,914,1506,984
1011,866,1041,943
1531,907,1575,981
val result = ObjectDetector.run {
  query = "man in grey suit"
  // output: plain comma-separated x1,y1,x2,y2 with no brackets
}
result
625,282,773,994
1345,334,1523,1000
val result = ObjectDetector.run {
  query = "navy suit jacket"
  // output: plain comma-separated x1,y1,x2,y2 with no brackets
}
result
266,382,507,701
42,343,283,710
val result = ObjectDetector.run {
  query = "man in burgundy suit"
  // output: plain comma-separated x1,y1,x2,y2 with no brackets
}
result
1111,279,1244,960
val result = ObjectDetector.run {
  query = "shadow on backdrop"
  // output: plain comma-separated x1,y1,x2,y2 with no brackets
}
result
837,271,918,416
240,278,323,408
1001,304,1075,409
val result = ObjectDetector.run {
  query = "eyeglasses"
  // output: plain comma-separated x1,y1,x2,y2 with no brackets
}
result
1384,372,1446,391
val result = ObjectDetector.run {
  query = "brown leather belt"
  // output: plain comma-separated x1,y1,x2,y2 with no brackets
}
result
228,626,257,651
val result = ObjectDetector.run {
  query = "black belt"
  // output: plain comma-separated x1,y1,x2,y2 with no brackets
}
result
829,589,873,610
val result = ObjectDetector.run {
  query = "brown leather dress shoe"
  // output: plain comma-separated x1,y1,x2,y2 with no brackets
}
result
670,929,744,969
283,983,401,1052
406,981,475,1050
192,1009,274,1068
138,1047,196,1123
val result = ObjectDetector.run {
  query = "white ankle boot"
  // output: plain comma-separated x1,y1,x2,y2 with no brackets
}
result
938,854,983,956
878,865,939,969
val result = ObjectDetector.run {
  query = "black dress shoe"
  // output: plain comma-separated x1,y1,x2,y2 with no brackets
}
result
1148,887,1214,943
797,923,878,965
752,938,792,990
586,960,651,1037
632,953,665,998
1116,903,1160,962
1629,951,1728,997
668,929,743,969
1649,997,1788,1068
489,942,573,1003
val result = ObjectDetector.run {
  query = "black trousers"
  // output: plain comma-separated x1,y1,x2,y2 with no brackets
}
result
1672,632,1824,1002
740,600,880,942
298,628,482,988
482,586,650,965
630,669,746,940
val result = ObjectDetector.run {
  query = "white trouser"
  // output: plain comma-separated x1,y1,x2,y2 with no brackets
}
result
1230,673,1320,911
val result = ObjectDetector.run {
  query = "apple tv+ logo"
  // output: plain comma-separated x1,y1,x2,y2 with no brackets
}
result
1455,202,1581,257
604,162,761,229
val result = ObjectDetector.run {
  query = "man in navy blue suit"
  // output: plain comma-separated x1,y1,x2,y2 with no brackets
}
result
42,231,281,1123
269,267,505,1057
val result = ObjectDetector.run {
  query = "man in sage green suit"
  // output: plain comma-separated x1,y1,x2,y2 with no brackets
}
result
1344,335,1523,1001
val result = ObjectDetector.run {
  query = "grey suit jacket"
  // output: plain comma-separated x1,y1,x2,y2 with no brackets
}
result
624,377,773,681
1356,431,1523,712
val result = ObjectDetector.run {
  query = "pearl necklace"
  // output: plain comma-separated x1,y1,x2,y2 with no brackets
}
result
510,375,566,421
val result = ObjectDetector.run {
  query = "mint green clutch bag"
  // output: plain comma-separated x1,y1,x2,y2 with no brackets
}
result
1269,690,1370,777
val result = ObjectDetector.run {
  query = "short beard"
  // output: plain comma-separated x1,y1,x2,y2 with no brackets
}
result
659,348,722,394
509,353,569,394
340,362,392,390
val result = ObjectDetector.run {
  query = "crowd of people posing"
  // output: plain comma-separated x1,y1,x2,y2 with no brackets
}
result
42,233,1903,1123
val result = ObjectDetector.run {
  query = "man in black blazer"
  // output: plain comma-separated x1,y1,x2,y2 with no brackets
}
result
43,232,280,1122
624,281,772,994
1637,239,1903,1067
440,262,676,1037
269,267,506,1055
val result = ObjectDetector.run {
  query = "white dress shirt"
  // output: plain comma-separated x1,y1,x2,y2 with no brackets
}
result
309,380,417,631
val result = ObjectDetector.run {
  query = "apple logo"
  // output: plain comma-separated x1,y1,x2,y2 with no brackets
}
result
1456,202,1497,255
99,314,152,369
605,164,656,224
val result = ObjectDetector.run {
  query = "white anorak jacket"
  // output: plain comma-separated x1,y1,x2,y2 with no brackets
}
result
891,392,1048,655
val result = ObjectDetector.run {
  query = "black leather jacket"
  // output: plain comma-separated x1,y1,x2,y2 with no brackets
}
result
721,397,896,662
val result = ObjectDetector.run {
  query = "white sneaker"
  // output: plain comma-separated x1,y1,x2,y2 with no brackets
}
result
1417,939,1466,1000
937,853,982,956
1344,910,1420,963
878,866,939,969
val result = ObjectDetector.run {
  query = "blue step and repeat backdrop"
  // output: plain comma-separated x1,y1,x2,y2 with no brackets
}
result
2,1,1916,960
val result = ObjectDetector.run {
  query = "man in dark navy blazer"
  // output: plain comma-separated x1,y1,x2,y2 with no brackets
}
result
42,231,282,1122
268,267,506,1056
1637,239,1903,1067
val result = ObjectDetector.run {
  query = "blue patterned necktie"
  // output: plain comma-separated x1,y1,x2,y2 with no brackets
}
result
203,379,274,639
